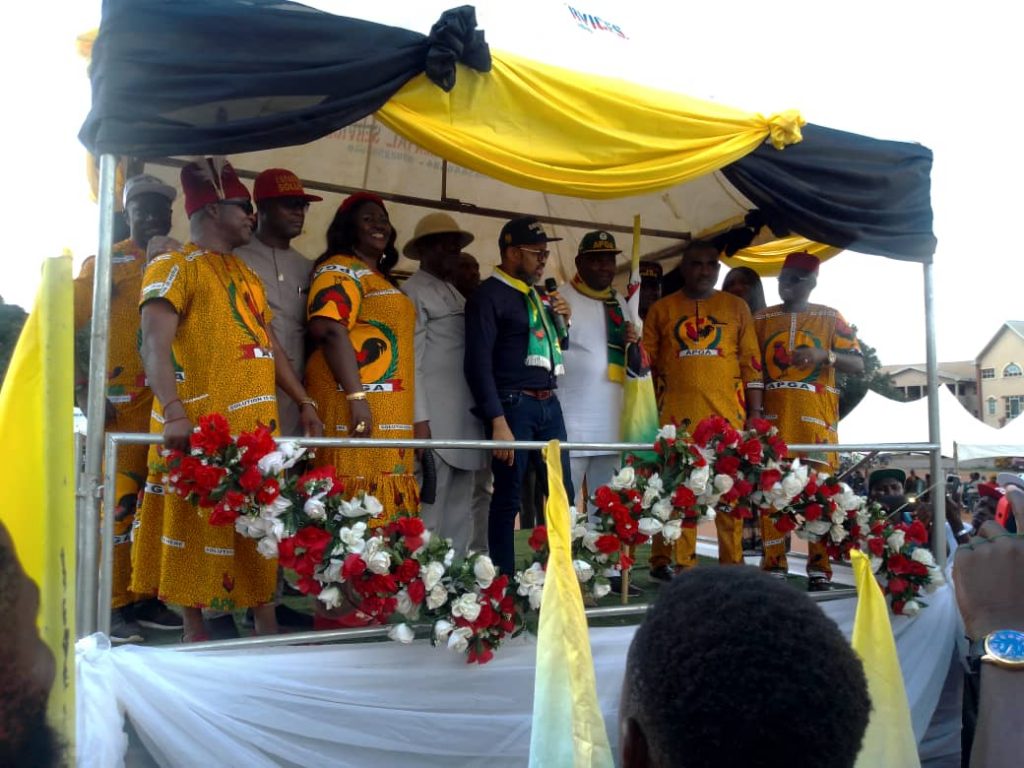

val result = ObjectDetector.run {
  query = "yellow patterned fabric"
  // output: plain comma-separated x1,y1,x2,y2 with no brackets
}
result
74,238,152,608
754,303,861,471
755,303,861,579
130,243,279,611
377,51,804,199
305,254,419,523
642,290,762,569
642,290,762,429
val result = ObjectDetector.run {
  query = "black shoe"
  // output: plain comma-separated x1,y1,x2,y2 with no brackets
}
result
764,569,788,581
608,576,642,596
807,576,834,592
133,599,183,631
276,603,314,629
649,565,674,583
206,614,240,640
109,610,145,644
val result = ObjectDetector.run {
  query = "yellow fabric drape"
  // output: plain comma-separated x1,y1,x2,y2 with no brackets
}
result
850,550,921,768
378,50,804,199
0,256,76,748
528,441,614,768
721,237,841,276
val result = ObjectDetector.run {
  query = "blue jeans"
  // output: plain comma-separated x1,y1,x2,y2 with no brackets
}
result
488,391,574,577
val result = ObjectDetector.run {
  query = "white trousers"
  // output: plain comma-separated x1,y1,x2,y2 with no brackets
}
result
570,454,622,521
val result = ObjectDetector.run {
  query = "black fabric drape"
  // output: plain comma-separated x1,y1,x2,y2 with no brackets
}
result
723,124,936,262
79,0,490,157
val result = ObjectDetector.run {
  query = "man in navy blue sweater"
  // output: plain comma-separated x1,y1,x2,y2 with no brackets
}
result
464,216,575,577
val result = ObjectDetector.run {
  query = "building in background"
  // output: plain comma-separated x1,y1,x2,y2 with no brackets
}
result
975,321,1024,427
880,361,978,415
880,320,1024,427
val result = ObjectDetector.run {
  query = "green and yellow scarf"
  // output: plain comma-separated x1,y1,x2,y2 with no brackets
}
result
494,267,565,375
571,274,626,382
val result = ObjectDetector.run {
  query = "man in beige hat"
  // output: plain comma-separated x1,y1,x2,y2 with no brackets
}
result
236,168,322,437
402,213,488,554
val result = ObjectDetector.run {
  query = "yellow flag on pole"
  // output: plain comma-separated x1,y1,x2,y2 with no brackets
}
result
850,549,920,768
528,441,614,768
0,255,76,745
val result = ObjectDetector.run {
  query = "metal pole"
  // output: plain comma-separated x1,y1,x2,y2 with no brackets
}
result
79,153,118,637
103,431,940,455
73,431,89,639
98,435,119,635
923,261,946,572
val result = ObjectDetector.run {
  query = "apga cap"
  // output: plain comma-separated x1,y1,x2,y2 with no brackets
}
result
782,251,820,274
499,216,563,249
123,174,177,207
252,168,323,203
577,230,621,256
180,159,251,217
403,212,475,259
639,260,663,280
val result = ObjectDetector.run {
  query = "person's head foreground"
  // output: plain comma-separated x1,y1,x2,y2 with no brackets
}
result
0,522,61,767
620,567,870,768
498,216,562,286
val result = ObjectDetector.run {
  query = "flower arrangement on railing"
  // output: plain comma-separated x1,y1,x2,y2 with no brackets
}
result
158,414,519,664
583,417,943,615
158,412,946,664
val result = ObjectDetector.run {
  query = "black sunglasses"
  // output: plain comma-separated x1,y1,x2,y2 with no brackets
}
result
217,199,255,216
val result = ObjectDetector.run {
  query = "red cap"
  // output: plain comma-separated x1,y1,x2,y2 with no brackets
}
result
339,191,386,215
977,482,1003,500
782,251,820,273
253,168,323,203
180,159,251,217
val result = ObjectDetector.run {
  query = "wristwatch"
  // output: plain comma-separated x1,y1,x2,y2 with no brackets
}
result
969,630,1024,671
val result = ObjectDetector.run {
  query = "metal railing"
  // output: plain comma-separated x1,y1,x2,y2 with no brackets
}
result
80,432,937,643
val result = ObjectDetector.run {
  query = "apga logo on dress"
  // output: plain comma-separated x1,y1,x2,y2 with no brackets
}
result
566,5,628,38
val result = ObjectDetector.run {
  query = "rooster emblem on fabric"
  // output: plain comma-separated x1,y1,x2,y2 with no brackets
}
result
228,282,273,359
673,313,725,356
356,321,400,387
308,285,353,324
764,330,824,383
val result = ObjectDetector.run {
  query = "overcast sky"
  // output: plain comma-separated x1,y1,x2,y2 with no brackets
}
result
2,0,1019,368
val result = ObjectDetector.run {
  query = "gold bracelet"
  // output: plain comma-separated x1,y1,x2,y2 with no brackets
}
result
346,391,368,401
299,397,318,411
827,350,837,366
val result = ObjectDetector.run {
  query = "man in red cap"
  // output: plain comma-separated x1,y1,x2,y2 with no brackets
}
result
236,168,322,437
754,251,864,590
133,158,323,641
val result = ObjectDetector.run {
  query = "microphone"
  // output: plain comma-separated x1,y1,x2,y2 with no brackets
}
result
544,278,569,342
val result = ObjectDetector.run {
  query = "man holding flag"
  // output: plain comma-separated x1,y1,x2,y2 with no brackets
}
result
559,230,639,595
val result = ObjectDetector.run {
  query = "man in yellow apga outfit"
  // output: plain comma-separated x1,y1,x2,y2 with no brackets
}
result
642,241,763,579
74,174,183,643
754,252,863,591
133,159,322,642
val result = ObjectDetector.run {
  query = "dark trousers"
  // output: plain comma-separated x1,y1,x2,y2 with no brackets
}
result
488,391,574,577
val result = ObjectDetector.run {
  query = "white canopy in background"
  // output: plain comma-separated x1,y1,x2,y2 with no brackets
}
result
76,586,960,768
839,387,1015,459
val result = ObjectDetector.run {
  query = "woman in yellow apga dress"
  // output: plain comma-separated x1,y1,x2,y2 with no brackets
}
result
306,192,419,522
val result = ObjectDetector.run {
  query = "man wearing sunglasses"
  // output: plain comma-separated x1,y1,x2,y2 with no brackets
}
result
754,251,863,591
236,168,322,437
464,215,574,578
135,159,323,642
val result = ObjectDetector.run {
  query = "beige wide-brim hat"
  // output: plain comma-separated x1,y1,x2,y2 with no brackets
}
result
403,212,474,260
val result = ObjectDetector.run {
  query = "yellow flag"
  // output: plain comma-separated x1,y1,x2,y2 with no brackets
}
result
0,256,76,745
850,549,920,768
528,441,614,768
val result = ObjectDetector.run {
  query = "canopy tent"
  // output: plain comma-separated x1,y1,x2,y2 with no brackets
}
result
956,413,1024,463
840,387,1007,459
79,0,934,283
74,0,944,619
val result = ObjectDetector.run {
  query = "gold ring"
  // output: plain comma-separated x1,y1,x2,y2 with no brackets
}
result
354,421,367,433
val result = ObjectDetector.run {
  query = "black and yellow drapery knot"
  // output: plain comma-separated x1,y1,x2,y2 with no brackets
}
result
424,5,492,92
767,109,807,150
